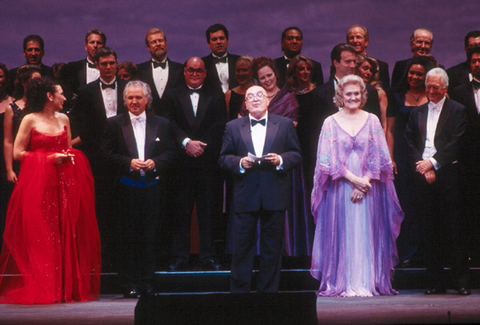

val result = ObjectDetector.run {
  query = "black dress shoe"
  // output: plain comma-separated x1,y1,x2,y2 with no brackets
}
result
202,258,221,271
123,289,140,298
425,288,446,295
457,288,471,296
169,260,187,272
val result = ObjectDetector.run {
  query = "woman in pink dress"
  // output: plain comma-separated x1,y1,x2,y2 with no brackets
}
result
310,75,403,297
0,77,101,304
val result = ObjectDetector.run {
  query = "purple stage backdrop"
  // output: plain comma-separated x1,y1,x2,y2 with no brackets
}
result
2,0,479,81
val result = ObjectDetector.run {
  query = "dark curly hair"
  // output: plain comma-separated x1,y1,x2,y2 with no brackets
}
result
25,76,56,113
13,65,42,100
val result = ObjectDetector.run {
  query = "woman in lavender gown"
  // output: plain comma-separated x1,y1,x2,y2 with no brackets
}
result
310,75,403,297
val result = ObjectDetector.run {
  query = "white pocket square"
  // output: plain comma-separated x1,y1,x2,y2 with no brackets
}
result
155,137,161,142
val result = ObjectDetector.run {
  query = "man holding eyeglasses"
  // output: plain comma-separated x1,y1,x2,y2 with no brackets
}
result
162,57,227,272
219,85,301,293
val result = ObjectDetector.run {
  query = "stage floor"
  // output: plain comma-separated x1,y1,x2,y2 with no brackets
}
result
0,290,479,325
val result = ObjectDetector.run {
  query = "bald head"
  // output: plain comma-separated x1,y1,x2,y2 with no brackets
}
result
184,57,206,89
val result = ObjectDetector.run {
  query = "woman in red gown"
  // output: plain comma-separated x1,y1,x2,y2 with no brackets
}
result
0,77,101,304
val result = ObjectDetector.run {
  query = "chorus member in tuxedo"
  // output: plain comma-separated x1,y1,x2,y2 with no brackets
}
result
162,57,226,271
225,56,254,121
391,28,435,89
447,31,480,95
311,75,403,297
117,62,139,81
202,24,240,94
405,68,470,295
76,46,127,270
274,27,323,88
451,46,480,267
0,64,13,249
7,35,52,95
316,44,380,131
67,29,106,94
219,85,301,292
387,57,434,268
102,80,176,298
356,54,387,131
137,28,183,115
328,25,389,91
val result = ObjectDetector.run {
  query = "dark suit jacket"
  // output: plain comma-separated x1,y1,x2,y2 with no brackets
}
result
218,114,302,212
102,113,176,184
404,98,467,172
328,58,389,91
67,58,88,94
161,85,227,167
76,78,127,154
316,80,381,125
201,53,240,94
447,61,471,96
275,56,324,88
137,58,184,115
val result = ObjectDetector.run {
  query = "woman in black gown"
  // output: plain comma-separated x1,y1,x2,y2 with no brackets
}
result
224,56,254,121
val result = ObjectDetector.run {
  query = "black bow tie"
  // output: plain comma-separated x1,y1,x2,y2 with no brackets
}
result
101,82,115,90
251,119,266,127
153,60,167,69
188,88,201,95
87,62,96,69
473,79,480,90
214,57,227,64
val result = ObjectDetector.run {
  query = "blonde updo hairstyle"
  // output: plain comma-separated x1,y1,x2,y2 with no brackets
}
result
333,74,368,109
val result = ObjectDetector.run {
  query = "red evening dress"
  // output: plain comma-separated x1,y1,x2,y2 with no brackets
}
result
0,127,101,304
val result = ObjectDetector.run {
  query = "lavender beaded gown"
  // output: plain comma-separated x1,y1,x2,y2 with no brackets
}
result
310,114,403,297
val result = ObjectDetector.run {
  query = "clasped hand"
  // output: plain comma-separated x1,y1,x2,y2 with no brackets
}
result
131,158,156,172
186,140,207,158
241,153,280,169
349,175,371,203
52,151,75,165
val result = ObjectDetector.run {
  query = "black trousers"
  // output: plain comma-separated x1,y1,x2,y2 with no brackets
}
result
230,209,285,293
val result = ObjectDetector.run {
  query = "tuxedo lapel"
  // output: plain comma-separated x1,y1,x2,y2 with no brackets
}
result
262,117,279,156
193,90,210,130
435,100,452,139
227,54,236,88
145,115,159,158
419,105,427,144
92,80,107,118
79,59,87,87
179,88,196,127
240,118,255,154
121,115,139,158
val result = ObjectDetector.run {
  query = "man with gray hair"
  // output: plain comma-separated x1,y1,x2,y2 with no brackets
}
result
102,80,176,298
391,28,436,89
405,68,470,295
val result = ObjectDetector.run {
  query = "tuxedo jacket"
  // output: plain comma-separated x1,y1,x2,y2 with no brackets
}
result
161,85,227,167
137,58,184,115
76,78,127,153
275,56,324,88
202,53,240,94
447,61,471,96
219,114,302,212
404,98,467,172
102,113,177,184
67,58,88,93
328,59,390,91
316,80,381,123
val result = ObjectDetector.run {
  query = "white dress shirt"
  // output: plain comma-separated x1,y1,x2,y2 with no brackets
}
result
152,58,169,98
86,59,100,84
212,53,229,93
181,86,202,148
422,96,446,170
99,77,118,118
129,111,147,176
472,78,480,114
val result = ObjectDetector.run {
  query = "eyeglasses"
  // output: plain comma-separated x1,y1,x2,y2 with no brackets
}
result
246,91,265,101
186,68,205,75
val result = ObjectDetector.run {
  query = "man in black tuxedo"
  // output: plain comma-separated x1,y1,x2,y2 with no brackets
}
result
451,46,480,267
447,30,480,96
317,44,380,129
137,28,184,115
274,26,323,88
102,80,176,298
391,28,435,89
67,29,106,93
329,25,389,91
201,24,239,94
219,85,301,293
405,68,470,295
8,35,53,95
77,46,127,270
162,57,226,271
